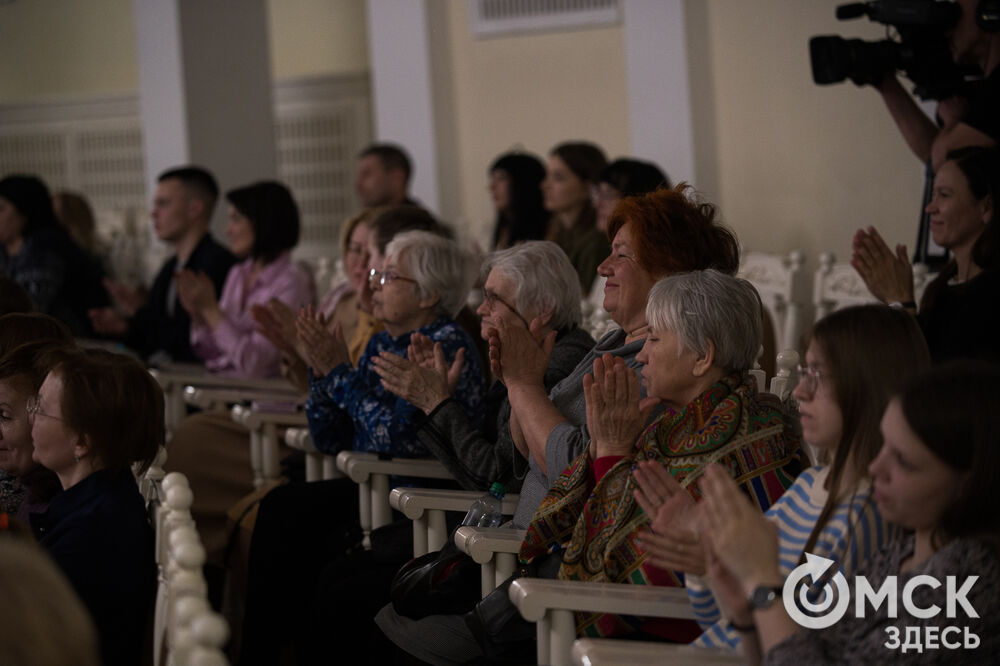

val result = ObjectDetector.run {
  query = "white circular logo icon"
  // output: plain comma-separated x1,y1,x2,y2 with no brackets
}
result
783,553,851,629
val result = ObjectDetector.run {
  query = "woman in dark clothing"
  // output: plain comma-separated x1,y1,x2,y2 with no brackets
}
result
853,146,1000,362
488,151,549,250
28,347,162,666
0,175,108,336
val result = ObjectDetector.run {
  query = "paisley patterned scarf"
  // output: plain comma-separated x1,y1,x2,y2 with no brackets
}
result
518,372,804,637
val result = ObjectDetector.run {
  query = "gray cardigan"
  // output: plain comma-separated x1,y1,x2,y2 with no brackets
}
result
415,326,594,494
513,327,648,529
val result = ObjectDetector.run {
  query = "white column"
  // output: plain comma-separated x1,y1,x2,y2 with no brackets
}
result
365,0,440,213
132,0,277,234
622,0,696,186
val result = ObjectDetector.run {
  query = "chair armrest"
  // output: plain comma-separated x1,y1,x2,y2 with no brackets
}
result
455,526,526,597
509,578,695,622
571,639,745,666
335,451,456,548
335,451,454,483
454,526,525,562
230,404,308,430
183,385,302,410
389,488,520,518
510,579,698,666
391,490,520,557
284,427,340,482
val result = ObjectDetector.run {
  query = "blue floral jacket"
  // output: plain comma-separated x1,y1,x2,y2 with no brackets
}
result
306,317,485,457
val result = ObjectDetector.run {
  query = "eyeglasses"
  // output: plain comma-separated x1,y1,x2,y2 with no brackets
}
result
482,288,531,329
792,364,832,397
368,268,417,290
26,395,63,425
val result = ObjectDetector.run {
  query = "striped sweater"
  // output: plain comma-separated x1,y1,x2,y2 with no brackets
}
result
688,466,899,650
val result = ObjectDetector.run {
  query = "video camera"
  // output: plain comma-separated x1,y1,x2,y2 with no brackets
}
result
810,0,971,100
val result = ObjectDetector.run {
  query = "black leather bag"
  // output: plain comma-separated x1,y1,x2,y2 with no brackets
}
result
462,565,538,663
389,539,481,619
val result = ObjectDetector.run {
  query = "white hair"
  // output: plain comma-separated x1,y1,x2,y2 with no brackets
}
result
646,269,762,372
483,241,582,329
385,230,476,318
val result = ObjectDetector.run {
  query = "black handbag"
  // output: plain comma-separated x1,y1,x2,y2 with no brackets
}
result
463,552,562,662
389,539,482,619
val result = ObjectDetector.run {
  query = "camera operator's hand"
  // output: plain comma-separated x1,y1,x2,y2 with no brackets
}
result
851,226,914,306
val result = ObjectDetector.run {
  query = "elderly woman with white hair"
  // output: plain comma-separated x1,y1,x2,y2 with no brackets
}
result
513,269,804,644
297,229,485,456
372,240,595,490
241,230,486,665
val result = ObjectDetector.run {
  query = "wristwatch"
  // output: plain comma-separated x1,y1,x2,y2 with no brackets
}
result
747,584,783,611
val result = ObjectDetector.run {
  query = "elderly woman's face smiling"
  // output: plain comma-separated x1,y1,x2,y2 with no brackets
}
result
371,251,436,337
597,221,659,335
635,326,704,408
0,378,35,477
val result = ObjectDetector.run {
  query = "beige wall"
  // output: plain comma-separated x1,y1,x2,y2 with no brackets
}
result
268,0,369,79
0,0,138,101
439,0,631,245
0,0,368,102
692,0,927,266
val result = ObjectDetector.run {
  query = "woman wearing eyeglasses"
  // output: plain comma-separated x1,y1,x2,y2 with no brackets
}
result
28,347,161,666
635,304,930,655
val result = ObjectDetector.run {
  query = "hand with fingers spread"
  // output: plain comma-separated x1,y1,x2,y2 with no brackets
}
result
699,464,781,594
490,315,556,388
851,226,914,305
584,353,660,459
632,459,706,575
371,342,464,414
296,305,348,376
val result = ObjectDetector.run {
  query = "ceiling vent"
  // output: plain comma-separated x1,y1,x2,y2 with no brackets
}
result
468,0,620,38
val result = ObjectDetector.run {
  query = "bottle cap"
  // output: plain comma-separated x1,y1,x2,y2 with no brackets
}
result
489,481,506,496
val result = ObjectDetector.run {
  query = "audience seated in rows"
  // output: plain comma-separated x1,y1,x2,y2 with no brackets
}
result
488,151,549,250
375,183,745,664
89,166,237,364
515,271,803,643
704,360,1000,662
181,180,315,378
239,229,485,664
637,304,928,652
543,142,610,293
853,145,1000,363
254,206,380,391
0,175,109,336
266,242,596,664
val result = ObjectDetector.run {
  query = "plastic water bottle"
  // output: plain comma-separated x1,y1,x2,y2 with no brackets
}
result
461,482,506,528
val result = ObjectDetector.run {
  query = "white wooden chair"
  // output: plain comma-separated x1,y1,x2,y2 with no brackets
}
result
738,250,810,353
509,579,700,666
229,403,308,488
389,487,520,557
812,253,931,321
148,363,298,438
284,426,340,482
335,451,455,547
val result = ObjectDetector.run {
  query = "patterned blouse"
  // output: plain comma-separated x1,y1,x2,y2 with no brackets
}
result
306,316,485,457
